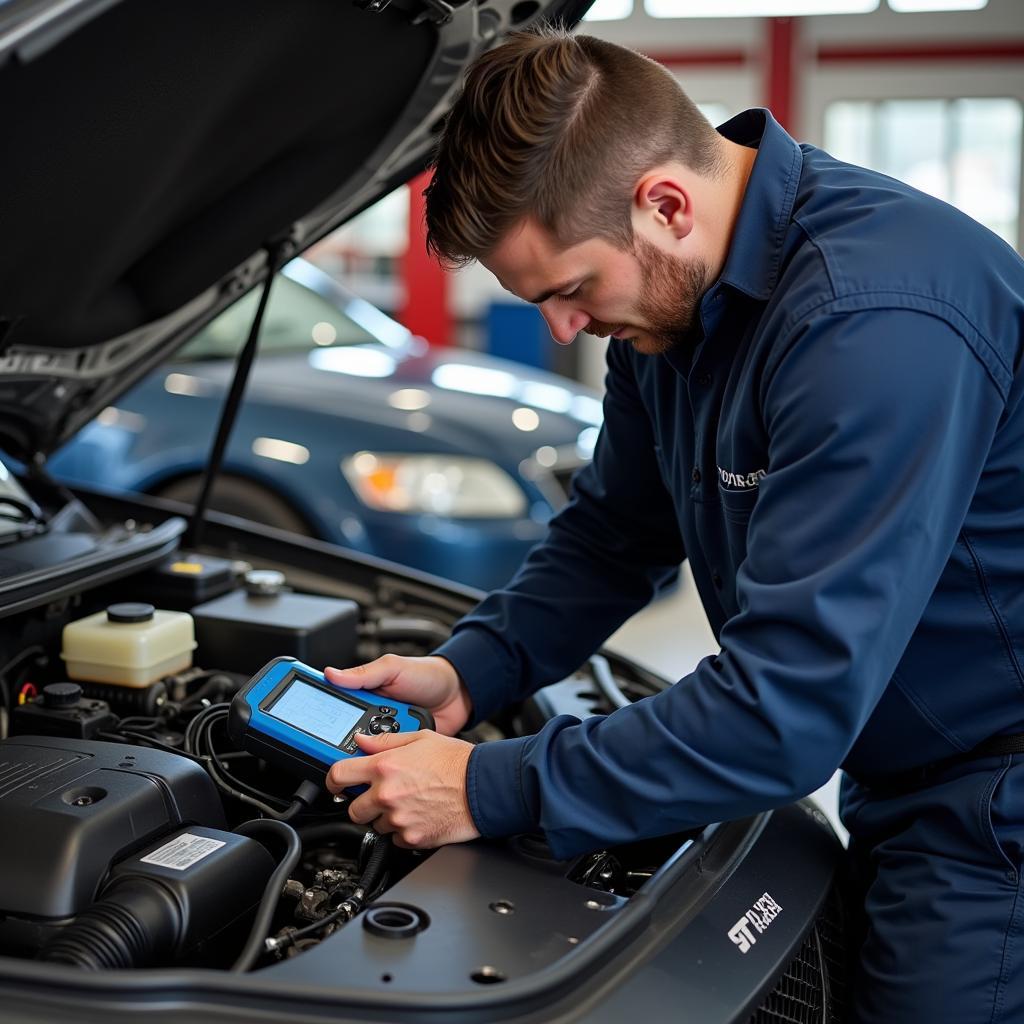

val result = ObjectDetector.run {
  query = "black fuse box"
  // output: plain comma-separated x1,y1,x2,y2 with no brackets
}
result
191,586,359,675
136,553,238,611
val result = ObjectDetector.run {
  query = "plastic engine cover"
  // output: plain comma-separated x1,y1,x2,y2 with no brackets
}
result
0,737,224,928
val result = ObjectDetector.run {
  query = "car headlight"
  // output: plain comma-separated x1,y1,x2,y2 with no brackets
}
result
340,452,527,518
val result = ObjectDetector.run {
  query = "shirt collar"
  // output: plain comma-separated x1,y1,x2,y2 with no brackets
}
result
714,108,804,302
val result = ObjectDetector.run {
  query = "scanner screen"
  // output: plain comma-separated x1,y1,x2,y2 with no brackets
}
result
268,679,363,747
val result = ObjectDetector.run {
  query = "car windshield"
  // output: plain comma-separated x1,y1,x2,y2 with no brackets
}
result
176,273,383,361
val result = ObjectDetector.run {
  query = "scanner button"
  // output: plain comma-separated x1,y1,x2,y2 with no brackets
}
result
378,706,396,716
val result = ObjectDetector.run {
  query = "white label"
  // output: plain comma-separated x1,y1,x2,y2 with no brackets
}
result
728,892,783,954
140,833,225,871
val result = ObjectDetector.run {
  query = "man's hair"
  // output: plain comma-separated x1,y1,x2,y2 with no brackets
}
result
424,27,726,268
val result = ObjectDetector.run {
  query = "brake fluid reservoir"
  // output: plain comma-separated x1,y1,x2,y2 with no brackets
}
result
61,603,196,686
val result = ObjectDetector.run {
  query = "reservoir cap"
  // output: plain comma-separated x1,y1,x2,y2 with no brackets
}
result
107,602,156,624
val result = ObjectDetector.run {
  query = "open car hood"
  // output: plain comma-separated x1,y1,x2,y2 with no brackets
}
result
0,0,591,462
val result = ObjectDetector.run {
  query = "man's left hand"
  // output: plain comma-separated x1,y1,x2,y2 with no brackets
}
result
325,731,479,849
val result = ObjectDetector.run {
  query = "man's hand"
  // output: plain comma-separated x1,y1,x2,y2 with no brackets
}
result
324,655,472,737
325,730,479,849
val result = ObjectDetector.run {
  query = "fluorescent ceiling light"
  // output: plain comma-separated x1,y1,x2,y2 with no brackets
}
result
646,0,878,15
888,0,987,10
252,438,310,466
308,347,397,378
584,0,634,19
164,373,210,397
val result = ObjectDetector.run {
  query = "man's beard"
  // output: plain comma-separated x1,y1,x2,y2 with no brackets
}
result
632,236,712,355
589,238,713,357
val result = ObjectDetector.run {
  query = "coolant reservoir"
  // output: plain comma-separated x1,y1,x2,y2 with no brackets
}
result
61,602,196,686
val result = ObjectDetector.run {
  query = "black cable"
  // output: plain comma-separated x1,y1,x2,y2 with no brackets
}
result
179,673,237,711
205,713,288,809
278,780,323,821
114,715,166,731
184,703,324,818
197,714,291,816
203,711,248,786
205,769,289,818
270,834,391,950
0,644,44,715
184,701,232,756
230,819,302,972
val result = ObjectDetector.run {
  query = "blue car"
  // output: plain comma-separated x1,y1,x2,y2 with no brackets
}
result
49,259,603,591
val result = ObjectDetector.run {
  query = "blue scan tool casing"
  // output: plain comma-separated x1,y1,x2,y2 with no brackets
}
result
228,656,434,783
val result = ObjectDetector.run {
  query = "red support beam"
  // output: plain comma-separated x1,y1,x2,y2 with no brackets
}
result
817,41,1024,63
765,17,797,134
399,170,451,346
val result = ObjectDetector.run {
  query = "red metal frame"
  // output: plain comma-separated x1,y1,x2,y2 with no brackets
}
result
817,41,1024,63
398,33,1023,345
399,170,451,346
766,17,797,132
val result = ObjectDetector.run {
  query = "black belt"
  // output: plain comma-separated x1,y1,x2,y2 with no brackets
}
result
859,731,1024,795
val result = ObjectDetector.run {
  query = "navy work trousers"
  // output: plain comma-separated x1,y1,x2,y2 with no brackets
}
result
841,757,1024,1023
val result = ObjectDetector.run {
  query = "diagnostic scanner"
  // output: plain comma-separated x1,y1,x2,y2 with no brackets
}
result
228,656,434,783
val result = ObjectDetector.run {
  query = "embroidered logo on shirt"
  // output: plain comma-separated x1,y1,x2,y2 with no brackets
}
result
717,465,766,491
727,892,783,954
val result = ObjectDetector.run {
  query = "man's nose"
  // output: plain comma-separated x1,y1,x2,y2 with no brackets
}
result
539,303,589,346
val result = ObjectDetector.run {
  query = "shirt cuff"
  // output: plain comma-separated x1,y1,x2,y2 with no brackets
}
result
434,628,516,727
466,736,536,839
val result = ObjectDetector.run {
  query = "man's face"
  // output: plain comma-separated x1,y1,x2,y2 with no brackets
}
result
482,218,712,356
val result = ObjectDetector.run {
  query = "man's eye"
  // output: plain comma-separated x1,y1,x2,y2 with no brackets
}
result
554,286,582,302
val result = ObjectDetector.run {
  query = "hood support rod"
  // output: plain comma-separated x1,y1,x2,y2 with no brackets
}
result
185,244,285,550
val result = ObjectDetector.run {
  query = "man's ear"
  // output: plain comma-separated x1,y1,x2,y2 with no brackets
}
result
633,173,693,242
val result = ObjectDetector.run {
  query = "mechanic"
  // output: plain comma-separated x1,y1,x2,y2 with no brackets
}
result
323,28,1024,1023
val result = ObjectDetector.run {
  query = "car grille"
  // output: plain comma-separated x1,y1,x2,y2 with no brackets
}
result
749,884,850,1024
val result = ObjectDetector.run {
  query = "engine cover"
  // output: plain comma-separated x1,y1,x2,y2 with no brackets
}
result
0,736,224,928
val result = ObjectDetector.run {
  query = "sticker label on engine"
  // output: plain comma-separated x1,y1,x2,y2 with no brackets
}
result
727,892,783,954
140,833,226,871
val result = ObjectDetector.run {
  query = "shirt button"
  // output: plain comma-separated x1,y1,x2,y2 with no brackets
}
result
712,571,723,589
691,468,701,484
698,373,712,386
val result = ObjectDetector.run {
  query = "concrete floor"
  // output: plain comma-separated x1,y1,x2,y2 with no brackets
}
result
604,562,847,844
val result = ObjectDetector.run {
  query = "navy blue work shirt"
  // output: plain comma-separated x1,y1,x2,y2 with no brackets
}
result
435,108,1024,860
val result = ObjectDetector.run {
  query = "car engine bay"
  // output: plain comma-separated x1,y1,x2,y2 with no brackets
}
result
0,464,701,981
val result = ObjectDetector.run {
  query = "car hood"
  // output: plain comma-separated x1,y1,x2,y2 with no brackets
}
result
211,344,604,458
0,0,591,463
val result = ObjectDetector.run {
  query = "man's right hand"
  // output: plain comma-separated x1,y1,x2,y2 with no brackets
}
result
323,655,472,737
